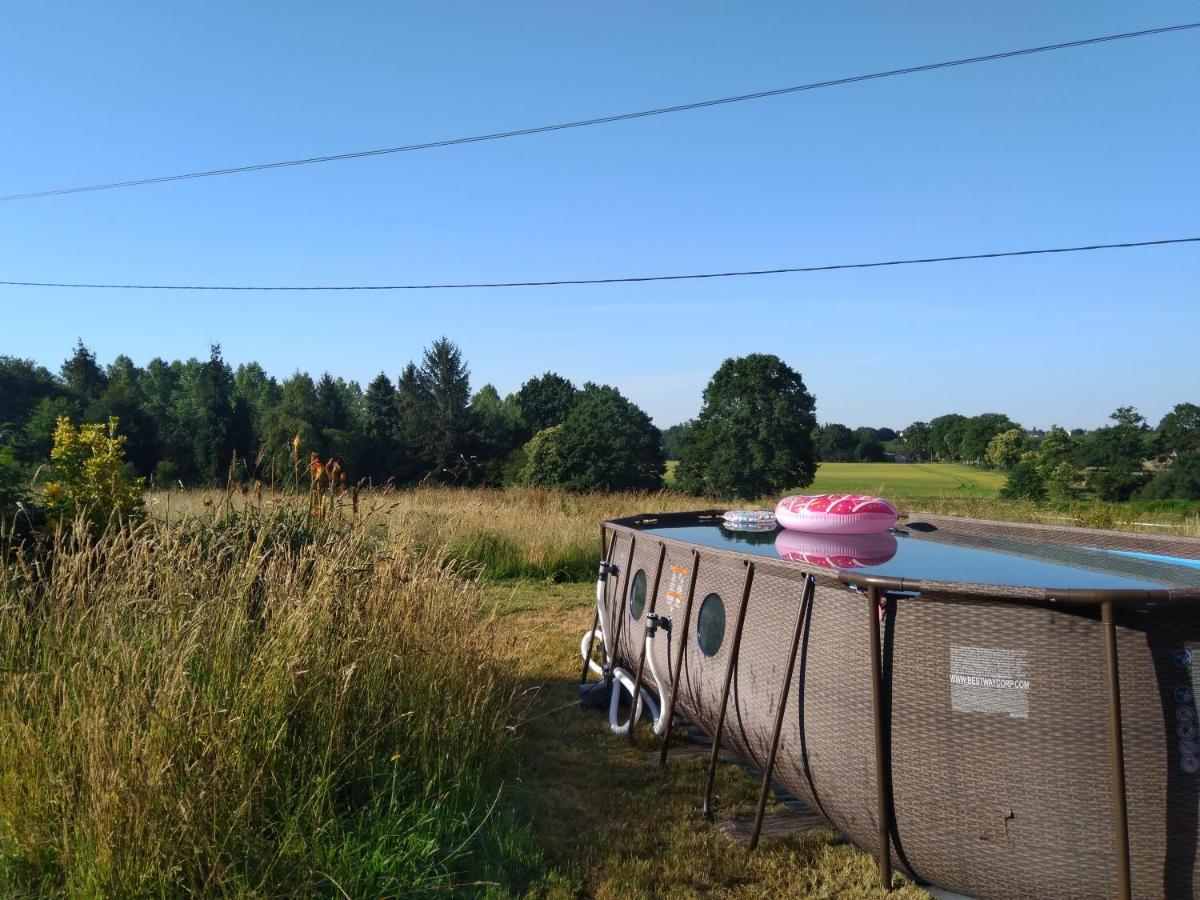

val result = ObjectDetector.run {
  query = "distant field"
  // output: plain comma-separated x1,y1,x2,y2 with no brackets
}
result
665,460,1005,498
807,462,1005,498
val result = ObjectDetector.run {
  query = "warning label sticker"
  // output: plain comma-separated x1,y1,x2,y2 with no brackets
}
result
950,646,1031,719
664,566,689,611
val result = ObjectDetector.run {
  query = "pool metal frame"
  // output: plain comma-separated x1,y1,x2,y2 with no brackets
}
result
586,509,1200,899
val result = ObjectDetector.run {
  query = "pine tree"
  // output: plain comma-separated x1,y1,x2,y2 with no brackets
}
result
395,362,432,483
472,384,524,484
177,345,237,484
363,372,400,483
420,338,474,480
60,340,108,405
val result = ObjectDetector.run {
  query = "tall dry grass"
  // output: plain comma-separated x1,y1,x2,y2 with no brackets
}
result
148,487,1200,586
150,486,716,583
0,508,530,896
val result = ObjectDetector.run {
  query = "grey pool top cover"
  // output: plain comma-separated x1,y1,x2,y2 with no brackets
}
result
639,521,1200,591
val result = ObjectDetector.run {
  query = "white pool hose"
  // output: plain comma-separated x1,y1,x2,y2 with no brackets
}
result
581,570,670,736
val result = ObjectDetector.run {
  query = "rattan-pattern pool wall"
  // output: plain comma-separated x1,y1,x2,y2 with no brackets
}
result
597,512,1200,900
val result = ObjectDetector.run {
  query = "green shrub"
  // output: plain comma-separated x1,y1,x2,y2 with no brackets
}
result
520,386,663,492
42,417,144,529
1140,453,1200,500
999,460,1048,501
0,447,26,525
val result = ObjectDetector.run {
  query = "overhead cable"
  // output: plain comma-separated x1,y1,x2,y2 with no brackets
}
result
1,236,1195,291
1,22,1196,202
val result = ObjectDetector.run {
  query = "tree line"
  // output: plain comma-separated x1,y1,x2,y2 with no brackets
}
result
0,339,676,494
810,407,1200,501
3,341,1196,504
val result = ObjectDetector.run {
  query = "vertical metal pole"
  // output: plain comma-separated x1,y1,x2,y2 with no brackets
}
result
581,531,616,685
703,560,755,818
1102,600,1132,900
626,542,666,744
606,536,637,683
657,550,701,768
748,574,814,850
867,585,893,891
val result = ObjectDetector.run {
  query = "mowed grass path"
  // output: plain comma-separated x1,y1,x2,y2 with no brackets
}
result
807,462,1005,498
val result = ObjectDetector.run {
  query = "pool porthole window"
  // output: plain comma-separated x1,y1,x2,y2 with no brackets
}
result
629,569,647,620
696,592,726,657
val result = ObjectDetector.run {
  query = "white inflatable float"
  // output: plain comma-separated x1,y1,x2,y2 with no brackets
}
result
721,509,776,532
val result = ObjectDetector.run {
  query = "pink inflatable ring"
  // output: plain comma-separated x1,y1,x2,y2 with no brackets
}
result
774,529,898,569
775,493,898,534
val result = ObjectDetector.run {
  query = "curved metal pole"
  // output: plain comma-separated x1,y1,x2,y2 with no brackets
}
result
749,573,814,850
703,560,755,818
657,550,701,768
627,542,667,744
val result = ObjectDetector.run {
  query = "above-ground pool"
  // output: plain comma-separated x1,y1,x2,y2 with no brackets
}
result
587,511,1200,900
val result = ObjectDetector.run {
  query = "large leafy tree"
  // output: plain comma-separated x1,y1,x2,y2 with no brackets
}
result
1156,403,1200,457
516,372,578,436
676,354,817,498
660,422,691,460
985,428,1028,471
853,427,885,462
1088,407,1151,464
929,414,967,461
899,421,931,459
959,413,1019,463
532,384,663,491
816,423,856,462
0,356,61,435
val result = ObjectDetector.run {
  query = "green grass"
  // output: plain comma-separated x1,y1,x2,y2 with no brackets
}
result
11,485,1199,896
486,581,928,899
0,510,540,897
807,462,1005,497
666,461,1005,498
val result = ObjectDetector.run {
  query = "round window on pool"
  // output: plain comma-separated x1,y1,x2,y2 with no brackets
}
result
629,569,647,620
696,592,726,658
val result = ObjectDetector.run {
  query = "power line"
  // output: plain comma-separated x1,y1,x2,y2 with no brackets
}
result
2,22,1196,203
1,237,1195,291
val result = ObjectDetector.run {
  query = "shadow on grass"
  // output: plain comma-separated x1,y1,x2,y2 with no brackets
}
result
488,583,930,898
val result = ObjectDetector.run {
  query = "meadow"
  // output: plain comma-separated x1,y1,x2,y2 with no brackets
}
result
4,477,1199,897
663,460,1005,497
806,462,1005,497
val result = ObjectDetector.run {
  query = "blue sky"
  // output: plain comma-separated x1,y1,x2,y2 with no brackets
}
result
2,2,1197,430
